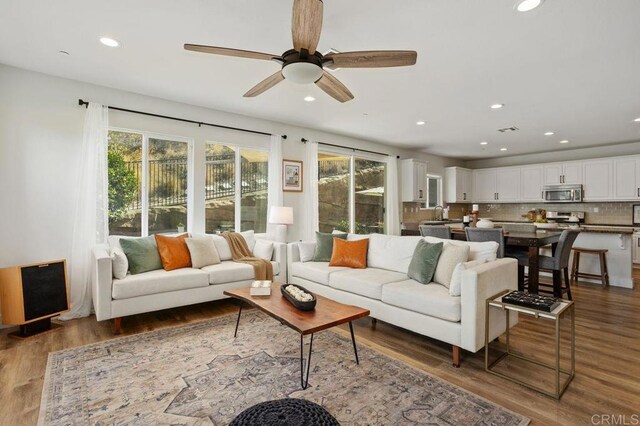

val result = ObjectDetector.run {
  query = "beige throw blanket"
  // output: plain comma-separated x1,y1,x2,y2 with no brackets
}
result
222,232,273,281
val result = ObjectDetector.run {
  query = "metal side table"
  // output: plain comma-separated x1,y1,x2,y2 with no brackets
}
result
485,290,575,399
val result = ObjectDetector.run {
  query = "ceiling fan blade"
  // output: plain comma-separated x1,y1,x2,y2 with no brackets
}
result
325,50,417,69
292,0,323,55
243,71,285,97
315,72,354,103
184,44,279,61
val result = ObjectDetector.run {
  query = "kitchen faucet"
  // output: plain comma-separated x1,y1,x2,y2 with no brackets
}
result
434,205,444,221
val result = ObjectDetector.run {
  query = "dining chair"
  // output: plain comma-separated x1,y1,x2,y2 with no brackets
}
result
464,228,504,258
419,225,451,239
501,223,537,233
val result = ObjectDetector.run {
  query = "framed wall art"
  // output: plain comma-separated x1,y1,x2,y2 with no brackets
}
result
283,159,303,192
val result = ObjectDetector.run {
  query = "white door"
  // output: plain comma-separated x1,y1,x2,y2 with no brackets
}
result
544,164,562,185
613,157,640,200
582,159,613,200
562,162,582,184
496,168,521,201
520,166,544,201
473,169,497,202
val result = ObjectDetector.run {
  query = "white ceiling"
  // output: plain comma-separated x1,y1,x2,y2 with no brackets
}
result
1,0,639,159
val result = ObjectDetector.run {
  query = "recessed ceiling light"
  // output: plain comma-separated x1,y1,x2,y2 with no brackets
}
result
99,37,119,47
480,141,488,145
500,147,508,151
544,131,554,136
490,103,504,109
515,0,544,12
416,121,426,126
559,140,569,144
634,117,640,122
304,96,315,102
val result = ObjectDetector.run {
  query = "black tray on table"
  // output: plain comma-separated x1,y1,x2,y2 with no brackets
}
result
501,291,561,312
281,284,317,311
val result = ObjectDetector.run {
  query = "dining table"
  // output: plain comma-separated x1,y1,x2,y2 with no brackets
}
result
450,228,564,295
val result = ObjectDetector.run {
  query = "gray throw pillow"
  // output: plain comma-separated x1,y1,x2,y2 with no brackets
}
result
313,232,347,262
120,236,163,275
407,241,444,284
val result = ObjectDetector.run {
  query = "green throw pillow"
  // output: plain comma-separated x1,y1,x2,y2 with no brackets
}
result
120,236,163,275
407,241,444,284
313,232,347,262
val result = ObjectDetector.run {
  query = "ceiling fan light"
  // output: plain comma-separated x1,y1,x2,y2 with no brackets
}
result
515,0,543,12
282,62,324,84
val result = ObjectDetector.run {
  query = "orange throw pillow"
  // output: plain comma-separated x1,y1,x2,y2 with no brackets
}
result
155,233,192,271
329,237,369,269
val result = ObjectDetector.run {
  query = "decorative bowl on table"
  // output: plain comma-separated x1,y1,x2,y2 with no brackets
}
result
476,218,495,228
281,284,317,311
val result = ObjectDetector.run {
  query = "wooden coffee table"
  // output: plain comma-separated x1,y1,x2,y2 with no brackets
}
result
224,283,370,389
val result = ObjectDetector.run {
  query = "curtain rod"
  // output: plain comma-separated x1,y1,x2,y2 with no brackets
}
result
78,99,286,139
300,138,389,157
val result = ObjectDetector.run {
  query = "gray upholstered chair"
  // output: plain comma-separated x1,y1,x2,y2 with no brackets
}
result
501,223,537,233
464,227,504,258
419,225,451,239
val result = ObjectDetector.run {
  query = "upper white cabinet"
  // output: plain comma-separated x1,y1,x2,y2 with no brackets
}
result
496,168,521,202
400,159,428,202
445,167,472,202
473,169,498,202
544,161,582,185
520,166,544,201
582,159,613,201
613,156,640,200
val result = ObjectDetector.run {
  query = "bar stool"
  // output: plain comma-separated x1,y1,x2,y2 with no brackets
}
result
571,247,609,287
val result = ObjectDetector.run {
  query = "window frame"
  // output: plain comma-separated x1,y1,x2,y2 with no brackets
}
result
423,173,443,210
108,127,194,236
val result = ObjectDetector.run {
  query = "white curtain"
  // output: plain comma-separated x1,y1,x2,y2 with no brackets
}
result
62,103,109,319
266,134,283,239
304,141,319,241
386,156,401,235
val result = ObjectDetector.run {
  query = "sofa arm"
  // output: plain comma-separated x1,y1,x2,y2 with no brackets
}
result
287,242,302,283
272,242,286,281
91,245,113,321
460,258,518,353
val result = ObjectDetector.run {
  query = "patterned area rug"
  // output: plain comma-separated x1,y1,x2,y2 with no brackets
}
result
39,310,529,425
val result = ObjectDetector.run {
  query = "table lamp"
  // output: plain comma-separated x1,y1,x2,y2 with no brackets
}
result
269,206,294,243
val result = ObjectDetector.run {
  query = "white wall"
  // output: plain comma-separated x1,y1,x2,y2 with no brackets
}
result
0,63,461,269
465,140,640,169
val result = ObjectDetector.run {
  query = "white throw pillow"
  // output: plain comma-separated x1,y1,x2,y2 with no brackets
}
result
254,240,274,261
240,230,256,252
433,243,470,288
449,259,487,296
111,247,128,279
210,235,232,261
423,236,498,262
368,234,423,273
185,237,221,269
298,242,316,262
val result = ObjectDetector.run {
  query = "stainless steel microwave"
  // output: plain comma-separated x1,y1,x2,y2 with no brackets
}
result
543,185,583,203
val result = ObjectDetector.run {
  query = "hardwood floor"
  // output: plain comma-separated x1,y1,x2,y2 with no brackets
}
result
1,271,639,425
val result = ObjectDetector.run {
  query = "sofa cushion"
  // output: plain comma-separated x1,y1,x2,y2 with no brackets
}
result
433,243,470,288
367,234,423,273
112,268,209,300
202,261,280,284
382,280,462,322
423,236,498,262
329,238,369,269
298,242,316,262
120,236,163,275
313,232,347,262
254,240,274,261
155,233,192,271
407,241,444,284
329,268,408,300
185,236,221,268
290,262,349,285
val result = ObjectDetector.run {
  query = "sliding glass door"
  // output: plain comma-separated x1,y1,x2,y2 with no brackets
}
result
355,158,386,234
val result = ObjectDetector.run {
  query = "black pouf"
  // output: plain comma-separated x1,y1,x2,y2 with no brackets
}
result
230,398,340,426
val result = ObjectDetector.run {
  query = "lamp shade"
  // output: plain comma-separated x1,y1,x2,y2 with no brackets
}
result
269,206,294,225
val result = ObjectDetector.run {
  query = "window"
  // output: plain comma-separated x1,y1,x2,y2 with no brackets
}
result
318,151,386,234
425,174,442,209
205,143,269,233
107,129,192,236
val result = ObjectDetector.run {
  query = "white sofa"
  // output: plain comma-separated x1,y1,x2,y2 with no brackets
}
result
287,233,518,366
92,231,286,333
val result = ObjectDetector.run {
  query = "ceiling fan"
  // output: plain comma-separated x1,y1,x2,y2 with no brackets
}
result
184,0,417,103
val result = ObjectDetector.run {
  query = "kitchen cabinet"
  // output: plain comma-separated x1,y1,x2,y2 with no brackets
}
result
544,161,582,185
613,156,640,200
445,167,472,202
473,169,498,202
520,166,544,201
633,233,640,265
582,159,613,201
496,168,521,201
400,159,428,202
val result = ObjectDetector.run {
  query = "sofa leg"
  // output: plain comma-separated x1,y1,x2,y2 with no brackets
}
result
113,317,122,335
371,318,377,327
452,345,461,368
